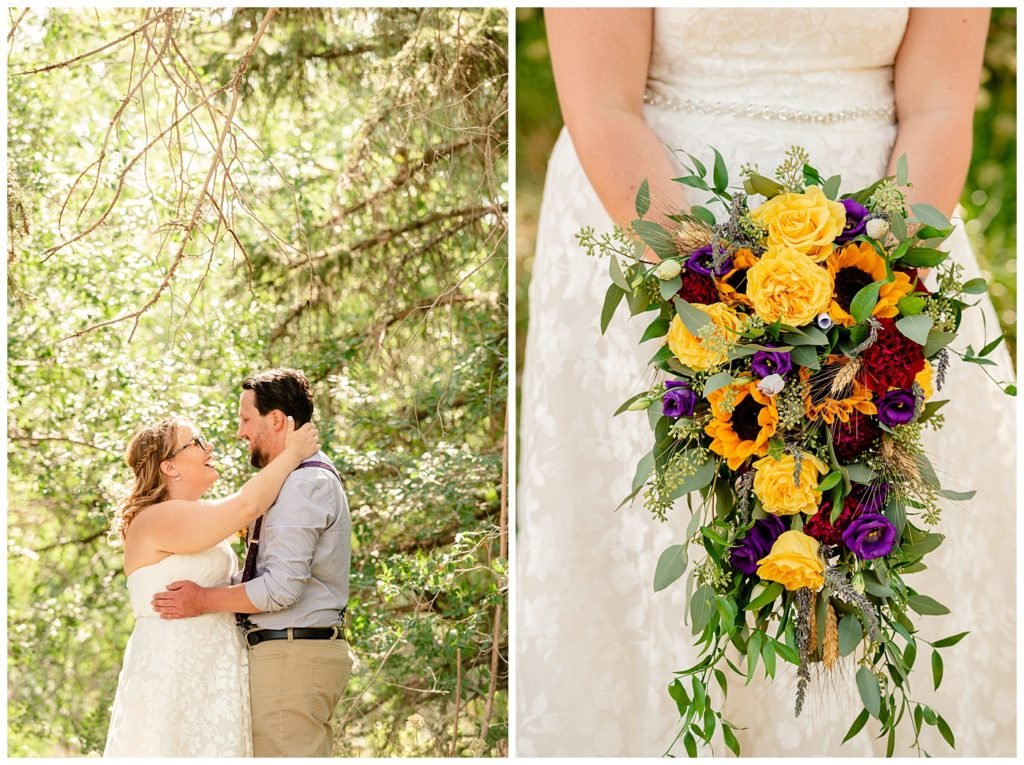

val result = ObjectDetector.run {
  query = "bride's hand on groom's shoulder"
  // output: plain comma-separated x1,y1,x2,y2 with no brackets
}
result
151,580,206,619
284,417,320,461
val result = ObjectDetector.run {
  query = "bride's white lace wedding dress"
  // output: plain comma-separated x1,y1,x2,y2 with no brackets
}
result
104,541,252,757
517,8,1015,757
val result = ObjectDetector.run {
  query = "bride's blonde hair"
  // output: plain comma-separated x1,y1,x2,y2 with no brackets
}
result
112,416,188,540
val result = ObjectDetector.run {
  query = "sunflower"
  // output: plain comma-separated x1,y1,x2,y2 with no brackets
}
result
705,381,779,470
826,242,912,327
801,356,877,424
714,247,759,308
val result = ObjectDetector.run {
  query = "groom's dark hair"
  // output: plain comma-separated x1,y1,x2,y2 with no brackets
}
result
242,368,314,427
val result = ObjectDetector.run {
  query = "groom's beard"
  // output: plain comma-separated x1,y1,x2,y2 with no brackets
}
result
249,445,269,469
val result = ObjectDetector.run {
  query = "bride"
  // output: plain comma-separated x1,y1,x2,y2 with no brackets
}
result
103,414,319,757
517,8,1014,757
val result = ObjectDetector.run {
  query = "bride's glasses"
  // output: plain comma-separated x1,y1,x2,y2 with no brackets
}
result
169,434,211,458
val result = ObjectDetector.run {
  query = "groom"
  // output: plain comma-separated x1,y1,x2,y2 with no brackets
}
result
152,368,352,757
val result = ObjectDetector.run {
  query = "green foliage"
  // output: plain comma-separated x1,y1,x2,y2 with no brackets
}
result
8,7,507,757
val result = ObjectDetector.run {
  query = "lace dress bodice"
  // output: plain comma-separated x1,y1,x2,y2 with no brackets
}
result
648,8,908,117
125,542,239,617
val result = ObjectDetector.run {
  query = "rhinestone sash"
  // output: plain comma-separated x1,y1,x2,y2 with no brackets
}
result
644,90,895,125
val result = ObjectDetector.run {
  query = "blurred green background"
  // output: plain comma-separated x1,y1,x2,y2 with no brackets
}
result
516,7,1017,376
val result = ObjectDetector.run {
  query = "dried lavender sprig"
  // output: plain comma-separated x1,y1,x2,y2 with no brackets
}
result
734,470,755,525
849,317,882,357
794,587,813,717
824,566,881,641
934,347,950,391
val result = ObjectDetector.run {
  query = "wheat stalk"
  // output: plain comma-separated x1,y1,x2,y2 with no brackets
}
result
829,357,861,397
823,602,839,669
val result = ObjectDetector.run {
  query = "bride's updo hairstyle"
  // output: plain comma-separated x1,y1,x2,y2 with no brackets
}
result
112,416,188,540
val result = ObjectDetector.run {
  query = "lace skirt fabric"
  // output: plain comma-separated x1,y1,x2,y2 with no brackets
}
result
104,613,252,757
516,111,1016,756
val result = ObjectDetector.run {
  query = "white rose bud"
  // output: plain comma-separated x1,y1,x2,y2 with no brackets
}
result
816,312,833,330
866,218,890,240
653,259,682,280
756,373,785,396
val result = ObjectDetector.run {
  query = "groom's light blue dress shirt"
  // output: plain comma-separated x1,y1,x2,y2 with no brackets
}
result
237,450,351,630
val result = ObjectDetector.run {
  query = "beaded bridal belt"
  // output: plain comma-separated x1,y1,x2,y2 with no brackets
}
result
643,90,896,125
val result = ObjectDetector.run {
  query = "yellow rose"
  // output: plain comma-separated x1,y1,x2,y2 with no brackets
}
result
756,530,825,591
666,302,745,371
745,247,834,326
752,451,829,516
751,185,846,262
916,360,934,400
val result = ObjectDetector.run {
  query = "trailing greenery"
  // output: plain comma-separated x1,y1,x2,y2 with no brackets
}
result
8,7,507,757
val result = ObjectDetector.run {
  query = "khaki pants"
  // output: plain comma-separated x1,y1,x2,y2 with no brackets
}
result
248,634,353,757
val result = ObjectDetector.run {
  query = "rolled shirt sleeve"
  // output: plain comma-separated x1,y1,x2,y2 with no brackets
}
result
244,472,335,615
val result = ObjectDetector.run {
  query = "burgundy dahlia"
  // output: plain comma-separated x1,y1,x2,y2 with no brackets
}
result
676,269,720,305
803,499,861,547
832,409,882,462
859,318,925,394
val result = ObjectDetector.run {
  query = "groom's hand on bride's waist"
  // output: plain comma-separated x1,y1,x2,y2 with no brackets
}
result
152,580,207,619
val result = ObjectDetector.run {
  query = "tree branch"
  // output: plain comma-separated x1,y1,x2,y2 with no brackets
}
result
11,9,173,76
59,8,279,343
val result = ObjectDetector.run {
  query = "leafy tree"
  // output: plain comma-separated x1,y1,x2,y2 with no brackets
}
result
7,7,507,757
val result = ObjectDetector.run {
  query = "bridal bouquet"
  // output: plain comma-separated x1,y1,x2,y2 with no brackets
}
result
579,147,1012,757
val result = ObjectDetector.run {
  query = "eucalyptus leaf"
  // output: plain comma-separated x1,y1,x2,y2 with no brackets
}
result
908,594,950,616
896,153,909,186
789,344,821,370
938,488,976,502
654,544,688,592
823,174,842,200
632,219,679,261
845,463,877,483
631,450,655,494
600,284,625,334
838,614,862,657
669,457,717,500
690,584,715,634
923,329,956,357
895,314,933,346
635,178,651,217
856,667,881,719
961,277,988,295
911,202,951,229
608,255,629,290
659,275,683,301
703,371,733,396
673,297,713,335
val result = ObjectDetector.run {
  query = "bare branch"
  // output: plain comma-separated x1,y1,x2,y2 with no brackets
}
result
11,8,173,76
59,8,280,343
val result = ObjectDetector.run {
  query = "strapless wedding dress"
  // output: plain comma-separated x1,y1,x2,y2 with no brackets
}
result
104,541,253,757
517,8,1015,757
